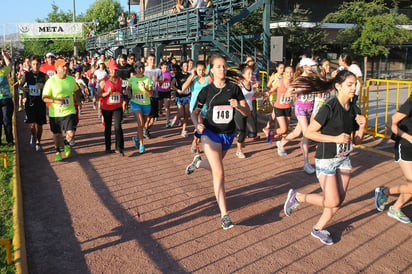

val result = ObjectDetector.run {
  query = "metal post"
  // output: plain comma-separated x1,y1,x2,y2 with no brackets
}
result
73,0,78,57
262,0,270,72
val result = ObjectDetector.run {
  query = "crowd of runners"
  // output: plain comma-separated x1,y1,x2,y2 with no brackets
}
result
9,49,412,244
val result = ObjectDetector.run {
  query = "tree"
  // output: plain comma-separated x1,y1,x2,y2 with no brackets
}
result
83,0,123,34
323,0,412,82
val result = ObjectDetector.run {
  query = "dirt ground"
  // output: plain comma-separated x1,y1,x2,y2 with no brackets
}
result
17,102,411,274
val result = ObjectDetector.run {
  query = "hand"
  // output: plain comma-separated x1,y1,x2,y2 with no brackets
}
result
335,133,351,144
355,114,366,128
54,98,64,104
196,123,205,134
228,99,238,109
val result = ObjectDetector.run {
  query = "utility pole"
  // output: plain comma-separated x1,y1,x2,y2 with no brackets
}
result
73,0,78,57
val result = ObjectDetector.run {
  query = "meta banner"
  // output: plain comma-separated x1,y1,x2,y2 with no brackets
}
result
18,23,83,39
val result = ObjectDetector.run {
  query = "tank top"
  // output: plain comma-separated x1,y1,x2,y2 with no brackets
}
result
274,79,293,109
101,77,123,111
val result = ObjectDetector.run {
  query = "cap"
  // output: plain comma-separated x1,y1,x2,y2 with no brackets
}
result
54,59,67,67
135,62,145,69
46,52,55,58
97,59,105,65
299,58,317,67
107,60,119,70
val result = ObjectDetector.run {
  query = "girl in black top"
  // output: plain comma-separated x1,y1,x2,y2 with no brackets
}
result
185,55,250,230
284,70,366,245
374,96,412,224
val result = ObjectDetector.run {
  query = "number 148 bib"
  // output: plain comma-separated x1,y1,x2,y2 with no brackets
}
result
212,105,233,124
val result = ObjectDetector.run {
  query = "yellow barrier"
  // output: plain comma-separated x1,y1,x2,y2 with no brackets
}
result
0,238,12,265
0,154,8,168
362,79,412,139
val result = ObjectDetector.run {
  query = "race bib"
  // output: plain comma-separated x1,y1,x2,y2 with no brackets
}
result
279,95,292,104
301,94,314,102
121,80,128,88
47,71,56,78
29,85,41,96
322,92,331,100
109,92,121,104
336,142,353,157
212,105,233,124
161,82,170,89
134,93,146,102
182,87,191,95
58,96,70,107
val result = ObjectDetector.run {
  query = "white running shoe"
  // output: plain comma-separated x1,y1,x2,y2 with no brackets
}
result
303,163,315,174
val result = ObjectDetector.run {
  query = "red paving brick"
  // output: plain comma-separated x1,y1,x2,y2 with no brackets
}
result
18,102,411,273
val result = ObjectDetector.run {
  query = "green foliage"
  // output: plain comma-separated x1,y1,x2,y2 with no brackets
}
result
83,0,123,34
323,0,412,57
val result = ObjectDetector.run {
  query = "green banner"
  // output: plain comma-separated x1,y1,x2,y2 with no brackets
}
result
18,23,83,39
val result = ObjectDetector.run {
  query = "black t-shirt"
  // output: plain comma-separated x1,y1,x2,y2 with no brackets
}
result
397,96,412,147
174,72,191,98
23,71,47,104
314,97,361,159
197,81,245,134
118,64,134,89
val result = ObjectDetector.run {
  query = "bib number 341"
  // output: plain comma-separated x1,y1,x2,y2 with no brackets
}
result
212,105,233,124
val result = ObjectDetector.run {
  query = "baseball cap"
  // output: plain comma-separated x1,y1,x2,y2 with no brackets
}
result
54,59,67,67
299,58,317,67
97,59,105,65
135,62,145,69
46,52,55,58
107,60,119,70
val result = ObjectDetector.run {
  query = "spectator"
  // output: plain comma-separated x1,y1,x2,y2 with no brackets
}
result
118,12,127,29
128,12,138,36
191,0,206,35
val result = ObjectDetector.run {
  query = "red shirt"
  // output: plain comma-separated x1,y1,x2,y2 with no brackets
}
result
40,63,56,78
101,77,123,111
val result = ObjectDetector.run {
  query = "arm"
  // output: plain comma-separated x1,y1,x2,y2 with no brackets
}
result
2,50,11,67
390,112,412,144
181,73,195,92
353,114,366,145
304,119,351,144
229,99,250,117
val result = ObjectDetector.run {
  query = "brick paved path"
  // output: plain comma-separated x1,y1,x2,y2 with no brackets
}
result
18,102,411,273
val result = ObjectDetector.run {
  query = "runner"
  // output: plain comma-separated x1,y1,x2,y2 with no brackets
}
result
171,62,191,137
100,60,125,156
374,95,412,224
284,70,366,245
94,59,108,119
42,59,80,161
263,62,284,136
20,57,48,151
117,54,134,114
157,61,172,127
185,55,250,230
184,61,211,153
234,64,256,158
0,49,14,146
74,71,89,115
18,57,31,111
40,52,57,78
127,62,153,153
268,66,294,156
86,62,98,109
277,58,317,174
143,54,162,139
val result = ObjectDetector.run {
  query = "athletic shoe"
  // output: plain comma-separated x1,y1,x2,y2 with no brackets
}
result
116,150,125,157
143,128,151,139
64,145,71,158
98,112,102,119
55,152,62,162
267,130,274,144
374,187,388,212
387,206,411,224
170,116,177,127
262,127,269,137
284,189,299,216
311,228,334,245
124,108,129,114
303,163,315,174
35,144,42,152
132,136,140,149
139,144,145,154
276,141,287,156
236,151,246,159
221,214,234,230
93,105,97,110
30,136,36,147
166,121,172,128
18,106,23,112
186,155,201,175
69,140,75,147
181,130,189,138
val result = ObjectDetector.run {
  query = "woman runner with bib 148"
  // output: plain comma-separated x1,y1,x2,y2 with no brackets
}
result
283,70,366,245
185,55,250,230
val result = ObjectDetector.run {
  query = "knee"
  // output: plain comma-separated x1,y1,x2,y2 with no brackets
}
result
237,131,246,143
324,199,341,208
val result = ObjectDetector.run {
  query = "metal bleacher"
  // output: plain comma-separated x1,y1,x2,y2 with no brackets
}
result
86,0,270,69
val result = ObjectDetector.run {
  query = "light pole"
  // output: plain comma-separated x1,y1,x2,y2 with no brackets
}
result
73,0,78,57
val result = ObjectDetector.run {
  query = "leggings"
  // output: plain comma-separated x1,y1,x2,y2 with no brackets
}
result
234,109,257,143
102,107,124,152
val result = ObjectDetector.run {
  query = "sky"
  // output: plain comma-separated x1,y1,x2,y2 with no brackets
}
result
1,0,136,35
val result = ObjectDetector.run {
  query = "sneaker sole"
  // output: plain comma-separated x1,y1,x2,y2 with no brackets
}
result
222,223,234,230
387,211,411,224
374,187,385,212
284,189,294,216
310,231,334,245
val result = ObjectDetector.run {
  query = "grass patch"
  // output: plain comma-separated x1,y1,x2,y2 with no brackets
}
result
0,143,16,273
